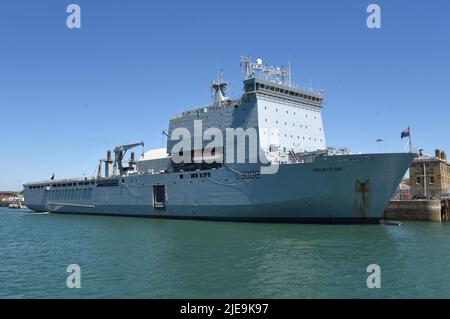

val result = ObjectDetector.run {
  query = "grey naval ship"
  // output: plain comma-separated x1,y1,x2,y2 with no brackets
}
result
24,57,414,224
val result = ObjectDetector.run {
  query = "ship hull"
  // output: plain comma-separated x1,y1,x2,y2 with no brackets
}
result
24,153,414,224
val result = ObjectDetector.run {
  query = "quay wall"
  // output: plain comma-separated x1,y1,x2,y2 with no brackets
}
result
384,200,443,222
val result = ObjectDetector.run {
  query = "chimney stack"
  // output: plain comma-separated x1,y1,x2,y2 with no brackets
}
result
105,150,112,177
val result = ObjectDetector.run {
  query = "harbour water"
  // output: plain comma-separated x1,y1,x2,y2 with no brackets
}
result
0,207,448,298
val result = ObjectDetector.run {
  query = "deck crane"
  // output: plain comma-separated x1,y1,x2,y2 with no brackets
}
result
113,141,144,176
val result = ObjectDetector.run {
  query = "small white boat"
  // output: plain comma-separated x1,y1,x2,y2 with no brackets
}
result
8,202,24,209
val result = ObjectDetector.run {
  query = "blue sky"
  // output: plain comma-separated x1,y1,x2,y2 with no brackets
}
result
0,0,449,190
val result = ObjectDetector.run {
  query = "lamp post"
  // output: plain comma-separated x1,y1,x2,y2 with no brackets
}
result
376,138,383,153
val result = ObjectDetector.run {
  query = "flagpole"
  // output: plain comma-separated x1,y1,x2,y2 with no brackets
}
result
408,126,412,153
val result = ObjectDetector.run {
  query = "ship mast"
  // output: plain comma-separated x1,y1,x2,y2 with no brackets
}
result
211,68,229,105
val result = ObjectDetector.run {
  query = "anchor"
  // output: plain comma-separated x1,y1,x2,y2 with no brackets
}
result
355,179,370,217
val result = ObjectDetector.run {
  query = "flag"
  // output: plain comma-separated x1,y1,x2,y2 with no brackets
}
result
401,127,410,139
50,174,54,180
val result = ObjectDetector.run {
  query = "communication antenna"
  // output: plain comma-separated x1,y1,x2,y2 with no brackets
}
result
240,56,291,86
288,60,292,86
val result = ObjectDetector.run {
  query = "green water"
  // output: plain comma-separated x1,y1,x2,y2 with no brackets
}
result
0,207,448,298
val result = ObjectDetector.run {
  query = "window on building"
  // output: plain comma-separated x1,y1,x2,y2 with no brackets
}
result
416,164,421,173
430,177,435,185
429,164,434,173
416,177,421,185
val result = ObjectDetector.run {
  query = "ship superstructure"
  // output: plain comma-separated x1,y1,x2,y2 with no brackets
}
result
23,57,414,223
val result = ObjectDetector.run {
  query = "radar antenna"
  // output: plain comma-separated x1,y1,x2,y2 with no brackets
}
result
240,56,291,86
